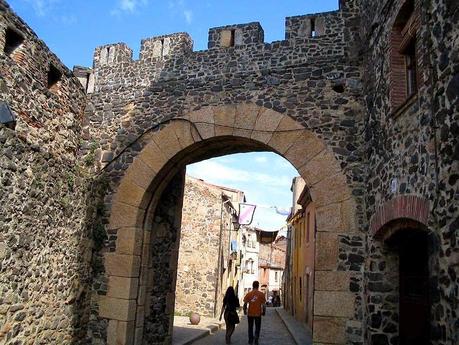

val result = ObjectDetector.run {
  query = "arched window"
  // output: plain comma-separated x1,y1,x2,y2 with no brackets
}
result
389,0,420,112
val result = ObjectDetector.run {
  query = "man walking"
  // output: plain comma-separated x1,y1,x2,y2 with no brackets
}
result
243,281,266,345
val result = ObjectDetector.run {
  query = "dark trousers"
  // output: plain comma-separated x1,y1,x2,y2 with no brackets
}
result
247,316,261,343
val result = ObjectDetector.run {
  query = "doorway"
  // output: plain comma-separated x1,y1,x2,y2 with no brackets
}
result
388,229,430,345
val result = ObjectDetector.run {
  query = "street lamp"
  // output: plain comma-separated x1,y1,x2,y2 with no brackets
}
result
0,102,16,129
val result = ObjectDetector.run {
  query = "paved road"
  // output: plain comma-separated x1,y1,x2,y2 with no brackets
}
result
190,308,296,345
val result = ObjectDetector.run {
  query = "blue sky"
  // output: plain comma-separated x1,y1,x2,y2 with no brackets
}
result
187,152,297,231
8,0,339,230
8,0,339,68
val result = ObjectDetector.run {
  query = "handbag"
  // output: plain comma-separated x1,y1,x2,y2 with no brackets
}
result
227,310,240,324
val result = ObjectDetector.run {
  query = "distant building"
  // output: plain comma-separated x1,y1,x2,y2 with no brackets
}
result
259,236,287,304
284,177,316,330
238,227,259,301
175,176,245,317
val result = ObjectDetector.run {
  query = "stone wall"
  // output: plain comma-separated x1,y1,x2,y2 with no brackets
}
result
0,1,89,344
361,0,459,344
80,1,367,344
174,176,236,318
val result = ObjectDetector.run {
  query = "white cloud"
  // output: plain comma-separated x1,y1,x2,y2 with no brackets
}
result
111,0,148,16
187,160,291,189
25,0,59,16
168,0,193,24
255,156,268,164
183,9,193,24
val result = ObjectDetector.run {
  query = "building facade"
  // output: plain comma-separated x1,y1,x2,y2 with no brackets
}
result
0,0,458,344
259,236,287,303
284,177,316,330
238,227,260,301
174,176,244,317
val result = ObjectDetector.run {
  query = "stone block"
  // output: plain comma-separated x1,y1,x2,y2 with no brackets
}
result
106,319,135,345
314,271,351,291
284,131,326,169
134,327,144,345
267,130,302,155
233,128,252,139
275,114,304,131
138,141,167,174
315,232,338,270
253,108,283,132
98,296,137,321
314,291,354,317
251,130,273,144
214,105,236,136
117,321,135,345
116,227,143,256
189,106,215,124
107,320,117,345
105,253,141,278
124,158,155,190
107,276,139,299
109,202,145,229
234,103,260,129
136,306,145,325
313,316,346,344
310,172,350,207
113,179,146,209
173,121,198,149
151,125,182,160
316,203,343,233
194,123,215,139
299,149,341,186
341,198,358,233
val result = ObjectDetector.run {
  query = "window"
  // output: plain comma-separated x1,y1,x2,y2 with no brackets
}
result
389,0,419,111
275,271,278,282
4,27,24,56
405,40,417,97
299,277,302,302
310,18,316,37
47,64,62,90
306,211,310,243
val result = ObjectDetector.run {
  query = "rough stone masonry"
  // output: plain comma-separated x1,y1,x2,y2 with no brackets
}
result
0,0,457,344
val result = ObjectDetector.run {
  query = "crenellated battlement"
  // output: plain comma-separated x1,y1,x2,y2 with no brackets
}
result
88,8,347,93
208,22,264,49
140,33,193,60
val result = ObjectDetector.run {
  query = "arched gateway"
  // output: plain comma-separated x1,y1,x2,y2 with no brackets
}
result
99,104,360,344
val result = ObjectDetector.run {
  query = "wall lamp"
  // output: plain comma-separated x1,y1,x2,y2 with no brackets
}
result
0,102,16,130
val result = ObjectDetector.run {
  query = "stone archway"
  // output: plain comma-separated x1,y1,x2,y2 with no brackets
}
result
99,103,360,345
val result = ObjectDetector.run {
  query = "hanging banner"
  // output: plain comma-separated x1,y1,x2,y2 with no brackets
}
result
238,203,256,225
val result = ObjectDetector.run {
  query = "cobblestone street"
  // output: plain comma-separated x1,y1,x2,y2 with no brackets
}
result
190,308,296,345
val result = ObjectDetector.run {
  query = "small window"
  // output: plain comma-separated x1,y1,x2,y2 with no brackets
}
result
306,212,310,243
4,27,24,56
48,64,62,90
299,277,302,301
230,29,235,47
389,0,418,111
404,40,417,97
310,18,316,37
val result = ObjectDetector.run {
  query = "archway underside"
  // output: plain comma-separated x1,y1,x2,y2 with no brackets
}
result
100,103,360,345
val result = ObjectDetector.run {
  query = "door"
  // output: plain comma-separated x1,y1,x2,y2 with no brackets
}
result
398,231,430,345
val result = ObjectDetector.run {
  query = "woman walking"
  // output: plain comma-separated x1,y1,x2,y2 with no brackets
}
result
219,286,240,344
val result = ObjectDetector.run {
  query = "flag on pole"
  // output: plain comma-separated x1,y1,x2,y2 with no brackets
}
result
238,203,256,225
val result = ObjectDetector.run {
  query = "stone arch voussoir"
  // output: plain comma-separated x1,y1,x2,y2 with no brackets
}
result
370,194,430,240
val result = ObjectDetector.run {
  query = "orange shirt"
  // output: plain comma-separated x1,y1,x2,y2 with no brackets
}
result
243,290,266,317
